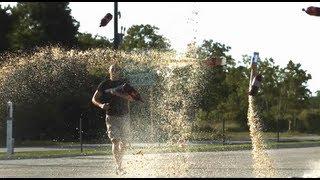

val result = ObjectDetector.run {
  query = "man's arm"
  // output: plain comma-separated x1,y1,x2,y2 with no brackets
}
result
112,91,134,102
92,90,109,110
103,86,134,102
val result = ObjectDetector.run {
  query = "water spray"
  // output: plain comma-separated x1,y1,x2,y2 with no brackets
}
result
247,52,276,177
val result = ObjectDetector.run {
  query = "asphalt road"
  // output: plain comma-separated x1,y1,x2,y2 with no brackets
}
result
1,146,320,178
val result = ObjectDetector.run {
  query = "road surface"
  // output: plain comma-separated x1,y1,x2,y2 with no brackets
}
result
1,146,320,178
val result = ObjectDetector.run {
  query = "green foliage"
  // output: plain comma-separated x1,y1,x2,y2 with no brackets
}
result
277,60,312,132
195,39,248,131
193,39,316,134
194,109,215,131
7,2,79,50
76,32,112,50
298,109,320,133
309,94,320,109
196,40,232,111
196,39,235,67
0,5,14,53
0,4,176,54
121,24,171,51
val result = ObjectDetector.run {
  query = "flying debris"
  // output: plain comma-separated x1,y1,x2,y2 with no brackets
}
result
204,57,226,67
302,6,320,16
104,82,143,102
121,83,143,102
100,13,113,27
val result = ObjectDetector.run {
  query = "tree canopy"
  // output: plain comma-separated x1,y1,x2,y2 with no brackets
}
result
121,24,171,51
5,2,80,50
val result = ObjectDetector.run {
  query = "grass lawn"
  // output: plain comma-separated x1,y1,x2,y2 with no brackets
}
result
190,131,320,141
1,140,320,160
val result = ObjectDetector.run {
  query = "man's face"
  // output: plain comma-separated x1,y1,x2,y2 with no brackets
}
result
109,65,121,79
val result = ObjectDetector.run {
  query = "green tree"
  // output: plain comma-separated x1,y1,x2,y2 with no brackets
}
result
278,60,312,132
76,32,112,50
0,5,13,53
196,39,235,67
195,39,243,131
255,57,282,131
309,90,320,110
7,3,40,50
8,2,79,50
121,24,171,51
196,40,233,111
298,109,320,133
221,64,250,131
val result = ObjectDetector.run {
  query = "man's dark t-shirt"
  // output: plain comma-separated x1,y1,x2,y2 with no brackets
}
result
97,78,129,116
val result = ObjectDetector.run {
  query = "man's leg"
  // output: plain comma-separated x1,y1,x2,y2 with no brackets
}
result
118,114,130,166
106,115,122,171
111,139,122,170
118,140,127,168
109,115,130,174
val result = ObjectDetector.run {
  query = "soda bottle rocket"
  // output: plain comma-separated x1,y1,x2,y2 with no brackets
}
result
249,52,259,89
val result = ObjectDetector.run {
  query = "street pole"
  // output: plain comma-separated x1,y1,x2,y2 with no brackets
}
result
114,2,119,50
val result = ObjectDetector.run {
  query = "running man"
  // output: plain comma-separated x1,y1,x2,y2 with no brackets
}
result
92,64,134,175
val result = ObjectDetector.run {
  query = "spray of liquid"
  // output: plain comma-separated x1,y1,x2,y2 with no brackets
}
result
302,160,320,178
0,46,205,177
247,95,277,177
0,4,203,177
122,52,203,177
122,4,202,176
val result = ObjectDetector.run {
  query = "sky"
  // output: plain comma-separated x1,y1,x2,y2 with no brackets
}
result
1,2,320,95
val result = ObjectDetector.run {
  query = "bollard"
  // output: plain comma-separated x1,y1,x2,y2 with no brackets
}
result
7,101,14,155
79,114,83,153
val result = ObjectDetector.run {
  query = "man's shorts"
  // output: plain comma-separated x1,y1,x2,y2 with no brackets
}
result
105,114,130,142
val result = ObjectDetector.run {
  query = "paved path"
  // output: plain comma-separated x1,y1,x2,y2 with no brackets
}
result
1,146,320,178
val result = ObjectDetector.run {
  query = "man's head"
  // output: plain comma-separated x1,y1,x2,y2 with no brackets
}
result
109,64,122,80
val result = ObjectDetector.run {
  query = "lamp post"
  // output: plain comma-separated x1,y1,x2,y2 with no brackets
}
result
114,2,119,49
